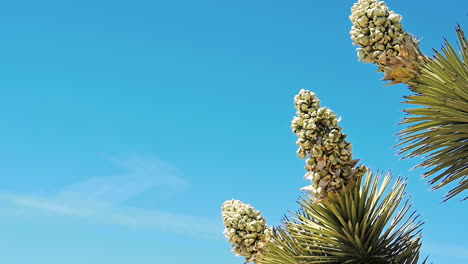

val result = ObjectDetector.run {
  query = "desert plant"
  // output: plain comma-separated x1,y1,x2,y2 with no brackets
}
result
397,26,468,201
350,0,468,201
261,172,424,264
222,89,425,263
218,0,468,262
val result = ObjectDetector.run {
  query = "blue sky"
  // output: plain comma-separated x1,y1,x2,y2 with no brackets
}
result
0,0,466,263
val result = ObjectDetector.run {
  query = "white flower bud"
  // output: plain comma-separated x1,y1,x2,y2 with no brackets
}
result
297,148,306,159
357,16,369,27
388,12,401,23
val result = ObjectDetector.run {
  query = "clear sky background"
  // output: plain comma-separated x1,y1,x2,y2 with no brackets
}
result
0,0,467,263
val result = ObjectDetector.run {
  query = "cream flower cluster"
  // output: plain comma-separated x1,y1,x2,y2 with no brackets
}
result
350,0,406,63
222,199,271,263
292,89,367,199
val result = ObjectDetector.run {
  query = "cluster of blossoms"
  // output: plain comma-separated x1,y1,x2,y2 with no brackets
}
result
292,89,367,199
221,199,271,263
350,0,406,64
350,0,428,85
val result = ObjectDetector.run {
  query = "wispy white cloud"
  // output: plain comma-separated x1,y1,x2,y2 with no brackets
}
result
0,154,220,240
57,155,188,204
0,192,80,215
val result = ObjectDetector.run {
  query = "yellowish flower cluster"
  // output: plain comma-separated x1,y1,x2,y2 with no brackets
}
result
292,89,367,199
221,199,271,263
350,0,406,63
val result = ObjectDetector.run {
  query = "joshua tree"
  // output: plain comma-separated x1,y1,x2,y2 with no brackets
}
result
350,0,467,201
221,0,466,263
222,90,425,263
260,90,424,264
261,172,424,264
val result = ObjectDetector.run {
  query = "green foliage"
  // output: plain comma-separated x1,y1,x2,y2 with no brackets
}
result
397,26,468,201
260,172,425,264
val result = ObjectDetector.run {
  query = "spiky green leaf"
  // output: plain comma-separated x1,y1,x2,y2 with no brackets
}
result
397,26,468,201
259,172,425,264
